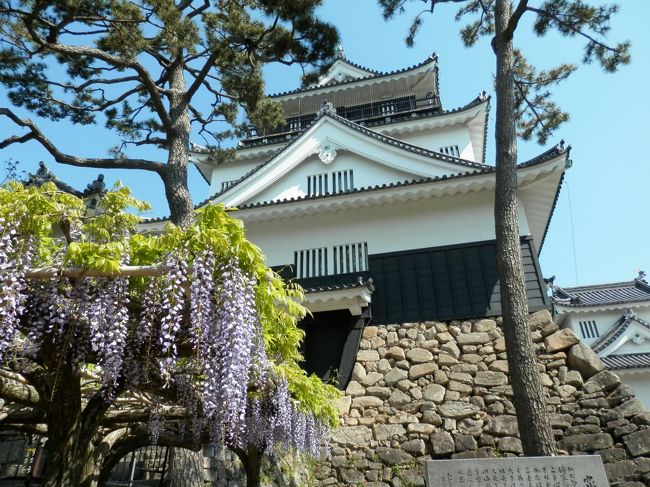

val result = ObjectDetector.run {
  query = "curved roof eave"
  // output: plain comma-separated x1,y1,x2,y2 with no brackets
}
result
591,312,650,355
552,277,650,308
324,57,383,77
143,136,568,229
268,53,439,99
315,58,380,86
190,94,489,165
191,107,494,209
204,145,567,216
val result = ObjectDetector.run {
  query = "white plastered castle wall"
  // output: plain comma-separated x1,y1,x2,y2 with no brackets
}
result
563,307,650,350
208,159,263,196
250,152,420,204
392,125,475,161
240,188,531,269
207,116,486,210
206,106,482,201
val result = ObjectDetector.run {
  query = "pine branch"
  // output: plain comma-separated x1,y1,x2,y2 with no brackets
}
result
184,51,220,104
186,1,211,19
527,5,621,54
19,13,173,132
502,1,529,41
0,108,168,174
514,79,546,132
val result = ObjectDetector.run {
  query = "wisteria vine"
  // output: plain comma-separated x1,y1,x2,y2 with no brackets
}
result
0,223,331,459
0,220,31,363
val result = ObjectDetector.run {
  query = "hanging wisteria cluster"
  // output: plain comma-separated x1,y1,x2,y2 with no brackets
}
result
0,219,32,364
0,211,331,458
245,378,330,458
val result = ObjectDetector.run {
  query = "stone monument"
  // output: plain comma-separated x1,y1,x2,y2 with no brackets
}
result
425,455,608,487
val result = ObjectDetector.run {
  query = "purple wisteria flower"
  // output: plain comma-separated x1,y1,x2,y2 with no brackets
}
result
158,253,188,381
202,258,257,446
0,221,31,362
88,276,130,390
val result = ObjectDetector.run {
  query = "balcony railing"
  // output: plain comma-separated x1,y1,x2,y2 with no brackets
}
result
240,94,440,147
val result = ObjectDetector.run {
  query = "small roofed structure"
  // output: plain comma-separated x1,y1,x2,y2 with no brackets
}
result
553,271,650,405
26,161,107,213
27,161,83,197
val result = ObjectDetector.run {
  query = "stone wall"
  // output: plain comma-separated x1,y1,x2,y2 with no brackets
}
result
203,445,314,487
315,311,650,487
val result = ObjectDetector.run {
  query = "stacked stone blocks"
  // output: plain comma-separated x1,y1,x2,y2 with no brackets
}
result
317,311,650,487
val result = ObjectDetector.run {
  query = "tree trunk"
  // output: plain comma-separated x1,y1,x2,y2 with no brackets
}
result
493,0,557,456
41,365,101,487
232,445,262,487
166,56,195,229
44,430,99,487
244,446,262,487
163,162,194,229
163,447,205,487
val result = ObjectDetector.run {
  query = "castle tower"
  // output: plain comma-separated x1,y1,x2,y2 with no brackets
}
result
188,54,569,387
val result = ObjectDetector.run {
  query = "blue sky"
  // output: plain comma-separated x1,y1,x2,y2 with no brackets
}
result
1,0,648,289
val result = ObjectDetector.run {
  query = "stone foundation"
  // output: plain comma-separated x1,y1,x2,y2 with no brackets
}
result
203,446,313,487
315,311,650,487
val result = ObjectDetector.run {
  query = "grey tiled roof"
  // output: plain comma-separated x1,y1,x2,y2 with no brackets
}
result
268,54,439,98
142,139,568,224
539,172,565,253
230,142,567,211
601,353,650,370
553,279,650,307
233,171,480,211
326,57,382,75
590,311,650,354
25,173,82,197
330,110,487,169
192,95,489,156
304,278,375,294
189,109,493,210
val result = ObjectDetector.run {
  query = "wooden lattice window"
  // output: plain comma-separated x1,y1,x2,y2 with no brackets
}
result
220,179,238,192
332,169,354,194
294,247,328,278
579,320,599,339
440,145,460,157
333,242,368,275
307,173,329,197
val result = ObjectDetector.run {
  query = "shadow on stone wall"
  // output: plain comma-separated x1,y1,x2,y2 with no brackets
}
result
317,311,650,487
203,445,315,487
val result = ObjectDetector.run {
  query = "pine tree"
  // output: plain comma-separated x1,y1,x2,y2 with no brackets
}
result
0,3,339,485
0,0,339,227
378,0,629,455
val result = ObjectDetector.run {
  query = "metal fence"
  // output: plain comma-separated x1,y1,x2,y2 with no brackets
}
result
0,433,45,486
105,446,170,487
0,433,170,487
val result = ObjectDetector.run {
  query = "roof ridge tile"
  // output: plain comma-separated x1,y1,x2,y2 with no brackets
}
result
269,55,438,98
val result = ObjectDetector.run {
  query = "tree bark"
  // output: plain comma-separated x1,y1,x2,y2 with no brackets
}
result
41,363,102,487
244,446,262,487
232,445,262,487
493,0,557,456
165,56,195,229
163,447,205,487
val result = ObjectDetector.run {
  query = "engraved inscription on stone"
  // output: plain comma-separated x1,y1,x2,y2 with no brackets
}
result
425,455,608,487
